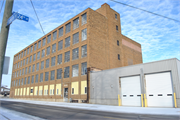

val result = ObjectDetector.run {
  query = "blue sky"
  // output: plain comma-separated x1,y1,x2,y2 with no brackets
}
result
0,0,180,88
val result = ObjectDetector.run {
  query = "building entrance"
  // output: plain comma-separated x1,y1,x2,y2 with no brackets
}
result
64,88,68,102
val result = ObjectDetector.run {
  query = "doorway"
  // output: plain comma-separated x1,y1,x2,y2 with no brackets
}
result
64,88,68,102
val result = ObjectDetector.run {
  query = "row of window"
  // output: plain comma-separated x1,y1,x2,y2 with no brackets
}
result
12,62,87,85
13,44,87,70
14,13,87,62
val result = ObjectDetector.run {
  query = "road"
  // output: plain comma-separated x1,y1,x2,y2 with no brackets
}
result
1,101,179,120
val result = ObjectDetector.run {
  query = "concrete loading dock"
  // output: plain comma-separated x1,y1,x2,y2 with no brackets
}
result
90,58,180,108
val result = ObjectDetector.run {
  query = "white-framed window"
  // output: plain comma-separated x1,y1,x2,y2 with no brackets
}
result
81,45,87,58
72,48,79,60
73,17,79,30
65,22,71,33
59,27,63,37
64,51,70,63
65,36,70,48
73,32,79,44
53,31,57,40
82,13,87,25
72,64,79,77
82,28,87,41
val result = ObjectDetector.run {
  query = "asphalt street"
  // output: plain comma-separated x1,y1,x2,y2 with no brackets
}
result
0,101,179,120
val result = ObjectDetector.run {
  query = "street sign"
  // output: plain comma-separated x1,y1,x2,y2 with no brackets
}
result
7,12,29,26
7,12,18,26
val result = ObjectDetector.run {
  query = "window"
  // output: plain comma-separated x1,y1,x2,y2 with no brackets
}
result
51,56,56,66
36,63,39,71
52,43,56,53
18,62,19,68
82,28,87,41
115,14,117,19
50,70,55,80
21,52,23,58
24,50,26,56
31,45,33,53
45,72,49,81
26,57,29,64
57,68,62,79
59,27,63,37
81,45,87,58
81,62,87,75
28,76,30,84
41,61,44,69
16,80,18,86
47,34,51,43
85,87,87,94
117,40,119,46
21,78,23,85
29,55,32,63
72,88,74,94
32,64,35,72
82,13,87,25
17,71,18,77
46,46,50,56
73,17,79,30
24,77,27,85
72,64,79,77
65,36,70,48
42,49,45,58
53,31,57,40
19,70,21,76
20,60,22,67
23,59,25,66
64,66,70,78
46,59,49,68
33,53,36,61
22,68,24,75
64,51,70,63
34,43,37,51
118,54,120,60
40,73,43,82
38,40,41,49
58,40,63,50
37,51,40,60
116,25,118,31
27,48,29,55
57,54,62,64
35,74,38,83
25,67,27,74
72,48,79,60
73,32,79,44
19,53,20,59
19,79,20,86
29,66,31,73
42,38,46,46
31,75,34,83
31,89,33,93
65,22,71,33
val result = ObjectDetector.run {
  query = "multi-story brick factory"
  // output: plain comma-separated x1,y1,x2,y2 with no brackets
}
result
10,3,142,102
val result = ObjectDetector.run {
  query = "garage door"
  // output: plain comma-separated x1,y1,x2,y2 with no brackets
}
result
145,72,173,107
121,76,141,106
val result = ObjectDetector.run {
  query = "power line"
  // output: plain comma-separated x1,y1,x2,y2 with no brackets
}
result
30,0,45,34
0,0,5,14
110,0,180,23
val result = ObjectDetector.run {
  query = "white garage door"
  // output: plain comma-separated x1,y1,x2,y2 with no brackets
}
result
145,72,173,107
121,76,141,106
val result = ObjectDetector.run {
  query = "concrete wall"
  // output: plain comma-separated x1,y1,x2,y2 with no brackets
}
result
90,58,180,108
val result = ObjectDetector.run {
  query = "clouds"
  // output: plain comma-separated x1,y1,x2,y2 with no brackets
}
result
0,0,179,87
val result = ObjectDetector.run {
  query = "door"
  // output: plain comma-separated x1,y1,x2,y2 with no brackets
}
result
145,72,173,107
64,88,68,102
121,76,141,106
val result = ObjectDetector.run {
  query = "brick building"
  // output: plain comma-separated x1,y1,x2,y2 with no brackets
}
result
10,3,142,102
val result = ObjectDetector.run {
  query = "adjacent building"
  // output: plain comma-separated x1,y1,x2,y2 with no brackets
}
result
10,3,142,102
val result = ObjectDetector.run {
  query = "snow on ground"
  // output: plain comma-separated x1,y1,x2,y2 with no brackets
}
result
0,107,45,120
1,98,180,116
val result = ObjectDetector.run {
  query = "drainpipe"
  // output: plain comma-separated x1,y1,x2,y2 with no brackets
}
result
86,67,91,103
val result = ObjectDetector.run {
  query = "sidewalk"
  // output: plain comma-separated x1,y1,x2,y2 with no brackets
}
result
0,107,45,120
1,98,180,116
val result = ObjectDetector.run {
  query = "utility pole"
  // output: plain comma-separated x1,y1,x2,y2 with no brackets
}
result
0,0,14,90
